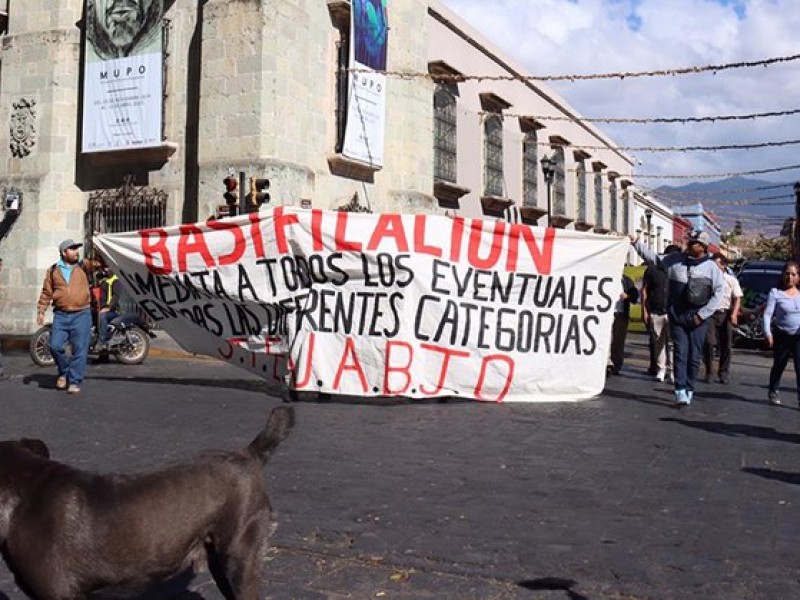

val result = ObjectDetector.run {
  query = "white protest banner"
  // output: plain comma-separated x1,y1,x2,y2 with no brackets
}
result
94,208,629,402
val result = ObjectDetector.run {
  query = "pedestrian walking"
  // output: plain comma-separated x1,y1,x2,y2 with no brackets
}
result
0,256,7,381
36,239,96,395
607,274,639,376
631,231,724,405
641,244,681,382
763,261,800,405
703,253,743,384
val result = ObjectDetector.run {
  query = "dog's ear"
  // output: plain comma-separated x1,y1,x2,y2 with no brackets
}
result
19,439,50,459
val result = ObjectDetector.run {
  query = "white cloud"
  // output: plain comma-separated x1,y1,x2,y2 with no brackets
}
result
439,0,800,193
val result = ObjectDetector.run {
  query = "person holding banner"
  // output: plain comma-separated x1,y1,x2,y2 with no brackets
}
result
631,231,724,406
607,274,639,376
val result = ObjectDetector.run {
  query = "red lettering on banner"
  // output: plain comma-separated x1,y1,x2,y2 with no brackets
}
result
467,219,505,270
140,228,172,275
274,207,300,254
413,215,443,258
334,211,362,252
505,225,555,275
368,214,409,252
383,340,413,394
311,209,324,252
206,219,246,266
333,337,368,391
419,343,471,396
473,354,515,402
449,217,465,263
289,331,316,389
177,224,215,272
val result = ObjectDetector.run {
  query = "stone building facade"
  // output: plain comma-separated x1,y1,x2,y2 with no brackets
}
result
0,0,634,336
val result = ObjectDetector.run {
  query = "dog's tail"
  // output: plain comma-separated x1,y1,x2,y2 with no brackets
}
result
247,405,295,463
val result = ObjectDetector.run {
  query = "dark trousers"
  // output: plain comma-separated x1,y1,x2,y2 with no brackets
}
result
609,313,629,373
670,318,710,392
704,309,732,379
768,329,800,400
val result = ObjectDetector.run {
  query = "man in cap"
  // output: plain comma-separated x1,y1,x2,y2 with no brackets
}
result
36,239,95,395
631,230,724,405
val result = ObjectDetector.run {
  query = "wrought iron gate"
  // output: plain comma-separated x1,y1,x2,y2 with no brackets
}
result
85,175,168,317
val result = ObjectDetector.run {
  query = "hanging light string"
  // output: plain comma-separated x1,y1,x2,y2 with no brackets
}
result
481,107,800,125
353,52,800,82
646,182,792,198
651,194,795,208
543,138,800,153
633,163,800,179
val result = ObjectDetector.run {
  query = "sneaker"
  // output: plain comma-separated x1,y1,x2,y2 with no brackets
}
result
674,389,691,405
67,384,80,395
768,391,781,405
56,376,67,390
718,376,729,384
655,369,666,382
687,390,694,403
0,373,9,381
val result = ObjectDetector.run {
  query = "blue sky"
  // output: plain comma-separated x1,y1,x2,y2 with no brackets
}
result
439,0,800,195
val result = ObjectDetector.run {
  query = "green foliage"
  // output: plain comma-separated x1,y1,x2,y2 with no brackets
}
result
742,235,790,261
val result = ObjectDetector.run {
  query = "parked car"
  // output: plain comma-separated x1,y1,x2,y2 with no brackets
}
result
736,260,784,310
734,260,784,347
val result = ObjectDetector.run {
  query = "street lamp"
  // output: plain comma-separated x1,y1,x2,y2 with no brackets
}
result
644,208,653,249
540,154,556,227
794,182,800,262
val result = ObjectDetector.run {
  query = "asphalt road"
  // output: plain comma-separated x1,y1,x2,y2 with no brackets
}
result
0,334,798,599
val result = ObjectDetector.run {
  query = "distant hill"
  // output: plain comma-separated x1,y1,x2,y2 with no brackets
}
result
653,176,794,237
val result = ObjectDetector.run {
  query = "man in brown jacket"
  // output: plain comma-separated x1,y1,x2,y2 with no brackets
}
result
37,239,94,394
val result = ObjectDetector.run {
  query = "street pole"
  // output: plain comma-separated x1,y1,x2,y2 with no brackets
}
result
540,155,556,228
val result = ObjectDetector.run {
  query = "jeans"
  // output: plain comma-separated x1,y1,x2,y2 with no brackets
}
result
768,329,800,399
670,316,710,392
98,310,118,344
50,309,92,386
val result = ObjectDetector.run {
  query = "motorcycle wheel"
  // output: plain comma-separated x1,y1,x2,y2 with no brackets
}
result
114,326,150,365
29,326,56,367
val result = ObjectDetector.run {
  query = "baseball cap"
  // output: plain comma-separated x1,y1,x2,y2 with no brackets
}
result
58,239,83,254
687,230,710,248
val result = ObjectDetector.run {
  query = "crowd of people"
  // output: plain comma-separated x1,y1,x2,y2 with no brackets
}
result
618,231,800,407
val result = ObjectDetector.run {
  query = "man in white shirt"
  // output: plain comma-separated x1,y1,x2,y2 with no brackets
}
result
703,253,743,384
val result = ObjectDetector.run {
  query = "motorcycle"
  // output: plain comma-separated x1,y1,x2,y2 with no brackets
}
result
29,313,155,367
732,302,766,347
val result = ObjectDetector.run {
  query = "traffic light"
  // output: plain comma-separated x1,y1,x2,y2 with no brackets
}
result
248,177,270,209
223,176,238,216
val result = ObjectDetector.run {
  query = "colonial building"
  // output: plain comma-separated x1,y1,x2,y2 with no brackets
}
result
0,0,634,335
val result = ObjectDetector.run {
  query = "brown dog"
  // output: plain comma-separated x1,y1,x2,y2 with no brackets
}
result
0,405,295,600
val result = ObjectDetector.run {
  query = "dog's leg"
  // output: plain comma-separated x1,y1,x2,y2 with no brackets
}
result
207,519,269,600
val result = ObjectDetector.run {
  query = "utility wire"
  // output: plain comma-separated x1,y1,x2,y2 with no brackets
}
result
355,52,800,82
483,107,800,125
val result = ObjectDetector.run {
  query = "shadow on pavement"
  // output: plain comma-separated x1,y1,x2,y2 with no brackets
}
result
661,417,800,444
742,467,800,485
517,577,589,599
